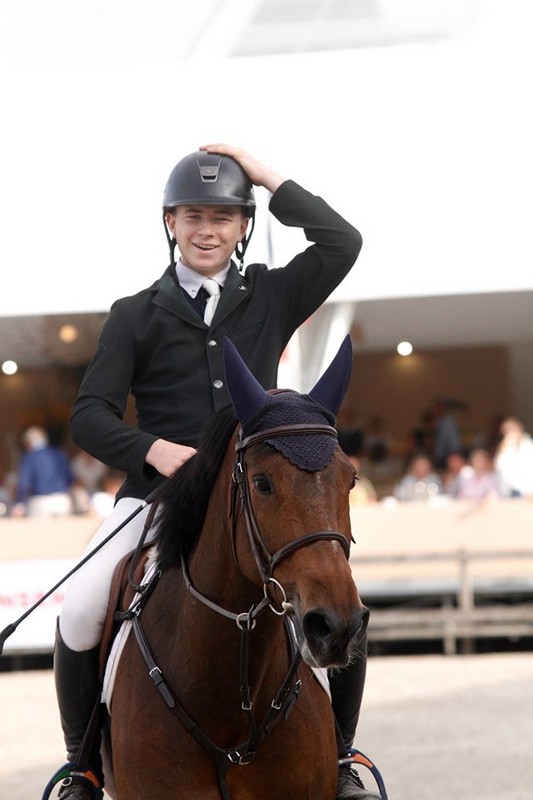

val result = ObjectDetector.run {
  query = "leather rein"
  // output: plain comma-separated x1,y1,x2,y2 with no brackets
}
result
129,421,351,800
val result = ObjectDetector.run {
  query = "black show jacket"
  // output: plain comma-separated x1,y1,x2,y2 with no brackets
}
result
71,180,362,499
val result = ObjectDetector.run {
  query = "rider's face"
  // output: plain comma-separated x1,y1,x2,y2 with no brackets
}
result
167,205,249,277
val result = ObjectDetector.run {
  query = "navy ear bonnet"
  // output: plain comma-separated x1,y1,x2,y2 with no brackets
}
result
223,334,352,472
241,391,337,472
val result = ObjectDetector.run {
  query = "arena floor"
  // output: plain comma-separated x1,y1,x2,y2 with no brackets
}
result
1,652,532,800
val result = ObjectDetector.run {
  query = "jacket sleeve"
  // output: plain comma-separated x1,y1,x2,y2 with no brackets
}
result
266,180,362,335
70,300,159,479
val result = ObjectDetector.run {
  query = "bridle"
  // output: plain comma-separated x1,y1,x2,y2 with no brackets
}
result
130,421,352,800
180,422,351,621
232,422,351,585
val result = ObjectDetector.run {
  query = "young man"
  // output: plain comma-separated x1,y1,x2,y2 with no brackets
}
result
55,144,378,799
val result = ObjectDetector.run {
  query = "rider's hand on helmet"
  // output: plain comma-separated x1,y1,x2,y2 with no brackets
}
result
145,439,197,477
199,144,285,194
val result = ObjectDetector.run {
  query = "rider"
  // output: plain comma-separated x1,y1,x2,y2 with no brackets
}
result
54,144,379,800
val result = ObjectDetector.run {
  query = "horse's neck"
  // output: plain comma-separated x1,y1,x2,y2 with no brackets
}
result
189,464,263,616
181,463,289,689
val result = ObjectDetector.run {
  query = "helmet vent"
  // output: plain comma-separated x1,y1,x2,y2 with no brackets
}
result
199,164,220,182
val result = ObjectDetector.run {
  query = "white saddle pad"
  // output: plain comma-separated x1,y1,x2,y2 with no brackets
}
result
101,554,159,712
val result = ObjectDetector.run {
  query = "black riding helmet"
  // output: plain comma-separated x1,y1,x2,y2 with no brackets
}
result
163,151,256,268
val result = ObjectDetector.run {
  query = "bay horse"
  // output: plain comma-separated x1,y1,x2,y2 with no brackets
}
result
103,336,368,800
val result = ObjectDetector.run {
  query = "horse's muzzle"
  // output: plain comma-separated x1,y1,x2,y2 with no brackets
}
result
300,606,369,668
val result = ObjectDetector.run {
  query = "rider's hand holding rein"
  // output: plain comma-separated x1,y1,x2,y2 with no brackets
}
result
145,440,197,478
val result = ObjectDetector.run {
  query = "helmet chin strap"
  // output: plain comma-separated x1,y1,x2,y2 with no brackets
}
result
235,214,256,272
163,211,177,267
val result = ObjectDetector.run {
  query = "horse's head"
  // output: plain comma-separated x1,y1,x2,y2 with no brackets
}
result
224,337,368,669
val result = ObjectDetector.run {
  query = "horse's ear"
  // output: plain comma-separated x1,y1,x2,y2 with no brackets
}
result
223,337,269,424
308,335,353,416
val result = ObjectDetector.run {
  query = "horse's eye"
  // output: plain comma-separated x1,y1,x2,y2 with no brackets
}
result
350,473,357,490
252,474,273,494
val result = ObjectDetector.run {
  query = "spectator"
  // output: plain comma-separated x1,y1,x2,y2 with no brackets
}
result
432,400,462,470
456,449,501,501
394,453,443,502
348,456,378,506
443,451,473,498
494,417,533,498
11,426,74,518
485,413,506,456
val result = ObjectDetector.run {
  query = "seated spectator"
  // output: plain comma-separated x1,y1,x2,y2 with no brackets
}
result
394,453,443,502
494,417,533,498
11,426,74,518
456,449,501,501
443,451,474,498
348,456,378,506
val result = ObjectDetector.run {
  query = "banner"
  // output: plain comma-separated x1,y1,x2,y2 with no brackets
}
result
0,559,74,653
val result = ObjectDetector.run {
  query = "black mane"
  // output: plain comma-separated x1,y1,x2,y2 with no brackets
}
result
151,404,238,570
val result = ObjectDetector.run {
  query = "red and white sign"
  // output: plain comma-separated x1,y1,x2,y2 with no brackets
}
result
0,559,75,653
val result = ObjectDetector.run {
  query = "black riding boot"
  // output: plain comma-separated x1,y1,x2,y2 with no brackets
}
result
54,623,104,799
329,646,381,800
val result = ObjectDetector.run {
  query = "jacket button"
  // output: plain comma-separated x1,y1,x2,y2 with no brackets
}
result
208,339,217,347
213,379,224,389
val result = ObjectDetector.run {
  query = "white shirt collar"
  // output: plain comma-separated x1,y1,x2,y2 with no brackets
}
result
175,259,231,298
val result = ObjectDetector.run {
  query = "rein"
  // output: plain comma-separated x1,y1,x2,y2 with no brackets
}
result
130,421,351,800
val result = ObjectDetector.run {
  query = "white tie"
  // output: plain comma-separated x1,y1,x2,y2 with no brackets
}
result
202,278,221,325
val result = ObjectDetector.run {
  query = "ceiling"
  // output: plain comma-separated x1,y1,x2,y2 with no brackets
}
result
1,290,531,371
350,290,533,352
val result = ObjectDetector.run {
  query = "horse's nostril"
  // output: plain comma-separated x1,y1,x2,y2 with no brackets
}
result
301,607,368,667
303,610,331,644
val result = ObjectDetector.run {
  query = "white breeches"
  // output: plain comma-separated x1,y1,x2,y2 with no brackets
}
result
59,497,154,652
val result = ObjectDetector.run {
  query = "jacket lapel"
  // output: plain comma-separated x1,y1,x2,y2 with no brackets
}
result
152,263,250,329
153,267,207,328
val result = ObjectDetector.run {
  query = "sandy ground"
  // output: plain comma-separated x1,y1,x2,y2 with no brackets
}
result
1,652,532,800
